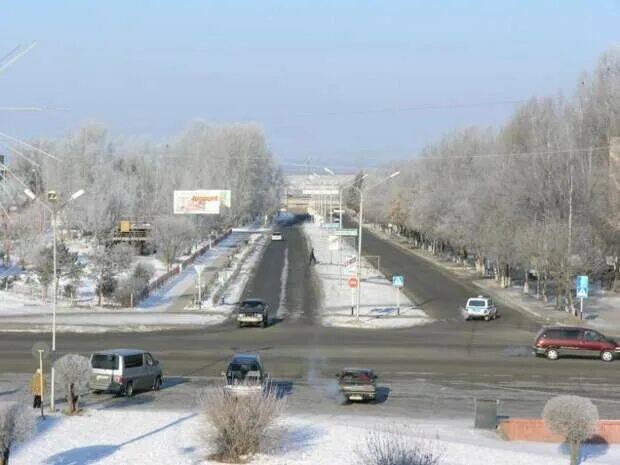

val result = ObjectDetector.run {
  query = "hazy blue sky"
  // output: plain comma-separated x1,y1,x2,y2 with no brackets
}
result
0,1,618,169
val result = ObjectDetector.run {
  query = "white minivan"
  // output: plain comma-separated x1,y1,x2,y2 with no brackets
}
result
90,349,163,397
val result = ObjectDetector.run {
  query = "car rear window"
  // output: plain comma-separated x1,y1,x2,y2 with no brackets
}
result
340,371,373,384
467,299,486,307
91,354,119,370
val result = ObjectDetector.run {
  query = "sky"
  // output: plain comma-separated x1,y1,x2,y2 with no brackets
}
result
0,1,618,170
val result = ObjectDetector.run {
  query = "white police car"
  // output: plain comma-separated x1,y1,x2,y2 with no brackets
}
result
462,295,498,321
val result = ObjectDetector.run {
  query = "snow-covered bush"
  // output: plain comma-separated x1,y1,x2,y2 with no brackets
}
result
54,354,91,415
357,429,441,465
198,386,285,462
543,395,599,465
0,402,35,465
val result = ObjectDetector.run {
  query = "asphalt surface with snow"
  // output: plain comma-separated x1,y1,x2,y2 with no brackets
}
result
2,222,620,419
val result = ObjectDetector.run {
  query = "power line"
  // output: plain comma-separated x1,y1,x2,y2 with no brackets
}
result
0,132,60,161
414,145,610,162
0,140,40,167
0,42,37,76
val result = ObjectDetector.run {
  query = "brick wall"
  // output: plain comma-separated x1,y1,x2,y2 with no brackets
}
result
499,419,620,443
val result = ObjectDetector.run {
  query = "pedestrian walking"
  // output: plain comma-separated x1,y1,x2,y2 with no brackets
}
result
31,368,45,409
308,247,317,266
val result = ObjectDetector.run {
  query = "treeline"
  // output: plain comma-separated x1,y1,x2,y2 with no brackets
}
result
362,49,620,308
0,120,281,287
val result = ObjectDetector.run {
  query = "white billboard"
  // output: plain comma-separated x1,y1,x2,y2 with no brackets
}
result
173,190,231,215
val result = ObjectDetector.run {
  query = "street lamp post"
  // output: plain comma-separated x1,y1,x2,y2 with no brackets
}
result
354,171,400,320
338,174,368,286
24,188,84,411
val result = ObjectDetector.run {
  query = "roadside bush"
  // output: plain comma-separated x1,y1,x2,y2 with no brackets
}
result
543,395,599,465
356,429,442,465
54,354,91,415
114,263,155,305
133,263,155,283
96,272,117,302
62,283,75,299
0,402,36,465
198,386,285,462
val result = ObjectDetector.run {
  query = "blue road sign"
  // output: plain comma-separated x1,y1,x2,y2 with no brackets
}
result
576,275,589,299
392,275,404,288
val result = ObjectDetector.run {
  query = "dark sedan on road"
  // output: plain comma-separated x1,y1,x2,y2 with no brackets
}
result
237,298,271,328
337,367,377,402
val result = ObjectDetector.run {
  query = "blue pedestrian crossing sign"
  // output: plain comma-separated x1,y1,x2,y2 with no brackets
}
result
392,275,404,288
576,275,589,299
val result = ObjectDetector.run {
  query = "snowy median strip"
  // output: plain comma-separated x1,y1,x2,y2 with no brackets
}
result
200,233,269,314
303,223,433,329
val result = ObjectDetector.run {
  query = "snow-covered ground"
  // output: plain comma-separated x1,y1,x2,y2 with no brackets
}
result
0,312,226,333
0,231,269,332
303,223,433,329
136,232,248,312
11,408,619,465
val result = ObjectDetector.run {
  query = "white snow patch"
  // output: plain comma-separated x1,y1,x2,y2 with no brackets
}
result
0,312,226,333
277,247,289,318
303,223,433,329
10,409,620,465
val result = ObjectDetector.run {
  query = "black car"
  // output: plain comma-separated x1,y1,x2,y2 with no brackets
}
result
237,298,270,328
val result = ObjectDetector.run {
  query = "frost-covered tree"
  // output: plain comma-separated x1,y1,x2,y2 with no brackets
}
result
0,402,35,465
54,354,90,415
152,216,196,271
543,395,599,465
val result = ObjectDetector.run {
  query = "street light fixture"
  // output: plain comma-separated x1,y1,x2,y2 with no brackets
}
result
24,187,85,411
353,171,400,320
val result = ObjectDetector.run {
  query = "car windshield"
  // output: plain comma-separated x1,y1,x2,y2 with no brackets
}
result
340,370,373,384
91,354,119,370
241,301,264,311
468,300,486,307
227,362,261,382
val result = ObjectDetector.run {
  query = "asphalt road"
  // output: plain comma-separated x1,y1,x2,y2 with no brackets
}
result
2,223,620,418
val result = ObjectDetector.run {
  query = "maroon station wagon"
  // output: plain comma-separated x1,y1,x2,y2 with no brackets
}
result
533,326,620,362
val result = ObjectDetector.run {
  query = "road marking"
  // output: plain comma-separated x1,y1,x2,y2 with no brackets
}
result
277,247,289,318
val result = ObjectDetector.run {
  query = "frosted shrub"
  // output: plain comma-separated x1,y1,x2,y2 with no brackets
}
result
543,395,599,465
0,402,35,465
357,429,442,465
198,385,285,462
54,354,91,415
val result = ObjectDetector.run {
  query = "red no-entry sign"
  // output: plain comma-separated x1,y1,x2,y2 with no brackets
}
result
348,277,359,288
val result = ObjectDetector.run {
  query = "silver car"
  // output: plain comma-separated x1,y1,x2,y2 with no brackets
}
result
90,349,163,397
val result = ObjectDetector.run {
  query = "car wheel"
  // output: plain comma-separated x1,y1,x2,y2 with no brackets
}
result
546,348,559,360
92,390,102,395
601,350,614,362
484,316,490,321
125,381,134,397
153,376,162,391
238,322,243,328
